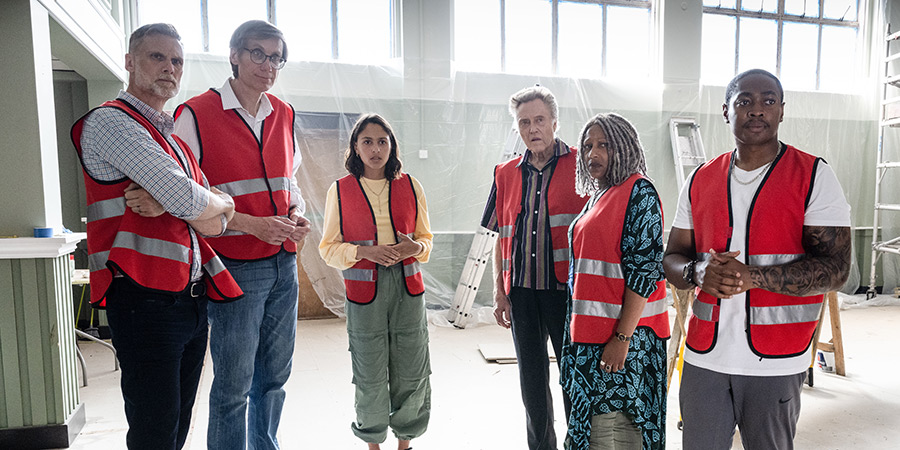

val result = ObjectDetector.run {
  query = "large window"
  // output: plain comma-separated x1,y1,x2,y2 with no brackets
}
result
454,0,654,78
136,0,396,63
701,0,860,92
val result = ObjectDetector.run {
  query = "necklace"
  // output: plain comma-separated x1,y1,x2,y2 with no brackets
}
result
730,149,780,186
361,177,389,212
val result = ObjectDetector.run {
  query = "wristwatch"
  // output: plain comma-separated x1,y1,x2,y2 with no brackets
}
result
615,332,631,342
683,260,697,286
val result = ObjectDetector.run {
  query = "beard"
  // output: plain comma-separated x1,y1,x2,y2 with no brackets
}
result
135,71,179,99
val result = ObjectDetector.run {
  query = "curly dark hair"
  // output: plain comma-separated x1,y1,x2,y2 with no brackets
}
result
344,113,403,180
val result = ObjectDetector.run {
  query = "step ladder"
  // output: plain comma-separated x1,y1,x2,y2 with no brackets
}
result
868,24,900,298
669,117,707,191
447,126,526,328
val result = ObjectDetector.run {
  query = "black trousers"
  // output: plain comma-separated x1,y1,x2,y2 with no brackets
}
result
508,287,572,450
105,278,209,450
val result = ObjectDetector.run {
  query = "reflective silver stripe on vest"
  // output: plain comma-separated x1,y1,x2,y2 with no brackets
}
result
749,303,821,325
203,257,227,277
499,225,514,239
502,259,510,271
112,231,190,263
349,240,376,246
553,247,569,263
573,258,623,279
697,252,711,262
214,177,291,197
88,250,111,272
86,197,126,223
642,296,668,317
403,260,421,277
343,267,374,282
572,296,668,320
218,229,249,237
747,253,803,267
691,298,717,322
549,213,578,228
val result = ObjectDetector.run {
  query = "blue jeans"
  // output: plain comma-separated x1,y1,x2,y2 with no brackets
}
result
104,277,209,450
207,250,299,450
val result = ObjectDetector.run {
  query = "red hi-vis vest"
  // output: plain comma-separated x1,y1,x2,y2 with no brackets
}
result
174,89,297,261
336,174,425,304
71,99,243,307
495,146,587,292
568,174,670,344
687,144,824,358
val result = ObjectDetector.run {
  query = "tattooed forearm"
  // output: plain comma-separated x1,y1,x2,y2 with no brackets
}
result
748,226,851,296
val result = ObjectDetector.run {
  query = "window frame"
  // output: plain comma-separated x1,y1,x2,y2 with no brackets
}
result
702,0,860,90
462,0,653,77
138,0,399,61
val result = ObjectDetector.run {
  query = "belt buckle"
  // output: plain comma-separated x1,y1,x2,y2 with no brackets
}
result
189,282,206,298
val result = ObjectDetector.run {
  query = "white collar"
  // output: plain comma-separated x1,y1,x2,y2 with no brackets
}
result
219,78,273,120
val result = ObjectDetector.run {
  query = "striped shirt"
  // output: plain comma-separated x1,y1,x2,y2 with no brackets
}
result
481,139,571,291
80,91,209,281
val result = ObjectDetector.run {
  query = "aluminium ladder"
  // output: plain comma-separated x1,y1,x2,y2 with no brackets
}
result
868,24,900,298
669,117,707,191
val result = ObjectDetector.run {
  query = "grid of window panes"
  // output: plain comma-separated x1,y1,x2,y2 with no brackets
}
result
136,0,394,63
700,0,859,92
454,0,653,78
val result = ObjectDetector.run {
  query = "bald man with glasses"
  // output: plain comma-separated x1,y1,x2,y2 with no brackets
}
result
174,19,309,450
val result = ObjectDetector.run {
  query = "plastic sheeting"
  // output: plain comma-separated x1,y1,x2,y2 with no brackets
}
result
167,36,894,322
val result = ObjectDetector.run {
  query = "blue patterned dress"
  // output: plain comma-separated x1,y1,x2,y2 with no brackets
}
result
561,178,667,450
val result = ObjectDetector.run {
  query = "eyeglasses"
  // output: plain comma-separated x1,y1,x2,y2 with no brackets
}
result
242,48,286,70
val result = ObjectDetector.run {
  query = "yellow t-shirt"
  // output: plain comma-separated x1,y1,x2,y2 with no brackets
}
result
318,174,433,271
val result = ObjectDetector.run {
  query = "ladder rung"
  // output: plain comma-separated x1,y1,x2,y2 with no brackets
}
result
882,117,900,127
877,161,900,169
888,30,900,41
886,74,900,87
875,204,900,211
882,96,900,106
888,52,900,64
874,242,900,255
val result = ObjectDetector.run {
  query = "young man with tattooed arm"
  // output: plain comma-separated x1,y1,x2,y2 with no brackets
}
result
663,69,851,450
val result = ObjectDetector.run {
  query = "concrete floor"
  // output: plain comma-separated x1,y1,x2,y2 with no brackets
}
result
63,298,900,449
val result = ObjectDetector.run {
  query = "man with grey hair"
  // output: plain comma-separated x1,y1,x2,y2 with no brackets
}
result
174,19,309,450
480,85,587,449
73,23,241,449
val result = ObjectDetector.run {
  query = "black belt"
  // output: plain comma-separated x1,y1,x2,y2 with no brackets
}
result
184,281,207,298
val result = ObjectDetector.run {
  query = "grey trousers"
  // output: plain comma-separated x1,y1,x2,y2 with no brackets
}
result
680,362,806,450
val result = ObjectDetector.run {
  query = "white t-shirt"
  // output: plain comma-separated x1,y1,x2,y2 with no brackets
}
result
672,153,851,376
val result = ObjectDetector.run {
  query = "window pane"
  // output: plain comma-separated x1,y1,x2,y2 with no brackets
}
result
820,26,857,92
208,0,268,55
277,0,332,61
784,0,818,17
505,0,552,75
701,13,736,85
454,0,501,72
337,0,391,62
741,0,777,13
606,6,650,79
738,18,777,74
557,1,602,78
824,0,857,21
703,0,736,8
780,22,818,91
138,0,202,53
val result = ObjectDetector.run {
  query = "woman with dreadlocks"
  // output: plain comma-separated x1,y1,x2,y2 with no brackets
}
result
560,113,669,450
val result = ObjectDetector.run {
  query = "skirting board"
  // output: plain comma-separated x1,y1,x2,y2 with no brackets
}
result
0,403,85,449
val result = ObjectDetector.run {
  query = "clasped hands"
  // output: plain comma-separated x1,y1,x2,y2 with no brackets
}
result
697,249,755,299
247,210,310,245
356,232,421,267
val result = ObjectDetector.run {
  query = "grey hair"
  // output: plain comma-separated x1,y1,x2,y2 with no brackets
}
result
509,85,559,121
575,113,649,196
129,23,181,54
